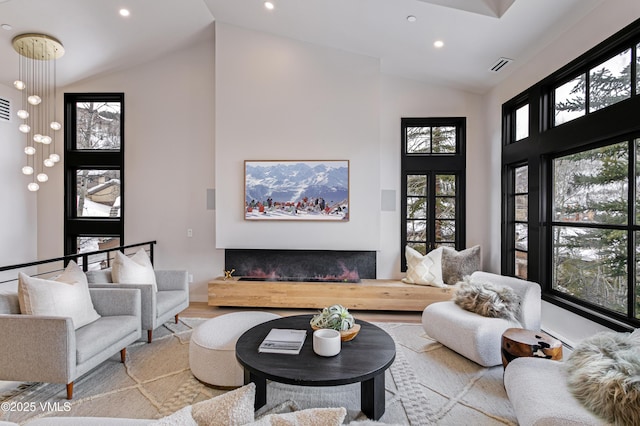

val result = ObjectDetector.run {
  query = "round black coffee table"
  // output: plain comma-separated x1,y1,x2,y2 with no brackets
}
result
236,314,396,420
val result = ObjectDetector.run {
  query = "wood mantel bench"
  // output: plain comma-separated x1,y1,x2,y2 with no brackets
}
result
208,278,454,311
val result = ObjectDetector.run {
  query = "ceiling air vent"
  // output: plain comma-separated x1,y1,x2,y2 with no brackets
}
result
489,57,513,73
0,97,10,122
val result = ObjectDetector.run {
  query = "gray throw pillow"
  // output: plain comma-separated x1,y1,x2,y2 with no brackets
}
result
441,245,481,285
453,278,520,322
566,330,640,426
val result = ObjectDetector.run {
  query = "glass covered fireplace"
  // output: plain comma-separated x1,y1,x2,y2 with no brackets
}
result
224,249,376,283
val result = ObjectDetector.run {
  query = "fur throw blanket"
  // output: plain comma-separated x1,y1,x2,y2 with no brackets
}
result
453,277,521,322
566,329,640,426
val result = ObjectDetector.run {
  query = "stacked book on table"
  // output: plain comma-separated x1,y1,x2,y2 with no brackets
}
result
258,328,307,355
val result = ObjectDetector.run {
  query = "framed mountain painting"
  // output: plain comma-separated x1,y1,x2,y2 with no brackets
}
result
244,160,349,221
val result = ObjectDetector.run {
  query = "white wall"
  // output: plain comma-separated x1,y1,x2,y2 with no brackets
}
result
0,83,37,280
484,0,640,341
215,23,381,252
37,29,221,302
378,75,486,279
214,23,489,280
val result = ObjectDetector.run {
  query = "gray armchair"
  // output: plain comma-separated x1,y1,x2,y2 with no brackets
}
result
87,269,189,343
422,271,541,367
0,288,141,399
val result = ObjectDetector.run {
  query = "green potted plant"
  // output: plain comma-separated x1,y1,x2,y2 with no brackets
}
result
310,304,360,341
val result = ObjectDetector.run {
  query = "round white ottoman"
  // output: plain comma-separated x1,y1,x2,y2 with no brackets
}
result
189,311,280,387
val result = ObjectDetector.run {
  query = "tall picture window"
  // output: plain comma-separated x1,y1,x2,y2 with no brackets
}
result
401,118,466,270
551,142,631,316
64,93,124,257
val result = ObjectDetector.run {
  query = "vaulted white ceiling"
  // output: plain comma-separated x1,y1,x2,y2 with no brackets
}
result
0,0,605,94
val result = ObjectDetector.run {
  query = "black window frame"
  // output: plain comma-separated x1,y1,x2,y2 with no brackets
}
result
400,117,466,271
64,93,125,255
504,163,529,280
501,18,640,331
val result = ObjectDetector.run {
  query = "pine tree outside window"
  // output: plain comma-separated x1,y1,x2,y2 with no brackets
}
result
501,19,640,330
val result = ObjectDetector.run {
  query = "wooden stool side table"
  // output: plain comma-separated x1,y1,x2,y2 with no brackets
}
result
501,328,563,368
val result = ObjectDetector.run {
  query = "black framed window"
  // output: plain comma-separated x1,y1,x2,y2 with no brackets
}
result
64,93,124,256
401,117,466,270
550,140,636,318
514,103,530,142
505,164,529,279
501,18,640,330
553,48,635,127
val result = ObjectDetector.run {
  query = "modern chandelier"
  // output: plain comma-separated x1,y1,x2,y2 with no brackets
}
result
12,33,64,192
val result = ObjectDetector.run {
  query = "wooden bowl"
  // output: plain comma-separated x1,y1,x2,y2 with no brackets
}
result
311,323,361,342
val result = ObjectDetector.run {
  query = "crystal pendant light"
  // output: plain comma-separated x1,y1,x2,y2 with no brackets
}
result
13,33,64,192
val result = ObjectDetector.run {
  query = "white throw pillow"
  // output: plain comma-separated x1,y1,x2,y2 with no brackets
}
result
155,406,197,426
112,248,157,292
401,246,446,288
18,260,101,329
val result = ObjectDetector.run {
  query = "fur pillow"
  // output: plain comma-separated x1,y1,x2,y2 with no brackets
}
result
453,277,520,322
441,246,481,285
566,329,640,425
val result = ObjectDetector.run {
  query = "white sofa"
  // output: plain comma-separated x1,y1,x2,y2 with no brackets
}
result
504,357,604,425
422,271,541,367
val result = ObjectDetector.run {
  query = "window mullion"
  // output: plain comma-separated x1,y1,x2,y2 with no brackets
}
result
630,139,637,319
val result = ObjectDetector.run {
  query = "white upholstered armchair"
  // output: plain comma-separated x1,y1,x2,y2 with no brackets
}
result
421,271,541,367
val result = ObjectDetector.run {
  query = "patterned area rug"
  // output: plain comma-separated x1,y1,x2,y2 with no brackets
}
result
0,319,517,425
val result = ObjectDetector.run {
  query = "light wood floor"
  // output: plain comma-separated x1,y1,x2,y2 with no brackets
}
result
181,302,423,324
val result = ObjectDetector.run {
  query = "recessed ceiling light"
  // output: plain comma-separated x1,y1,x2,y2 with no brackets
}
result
264,1,274,10
119,9,130,17
434,40,444,49
1,24,12,31
406,15,417,23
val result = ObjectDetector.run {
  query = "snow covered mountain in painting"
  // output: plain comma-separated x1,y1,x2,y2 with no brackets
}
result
245,161,348,206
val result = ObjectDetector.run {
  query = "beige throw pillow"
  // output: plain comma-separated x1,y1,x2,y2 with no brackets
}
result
155,406,197,426
402,246,446,288
249,407,347,425
190,382,255,426
18,260,101,329
112,248,157,292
